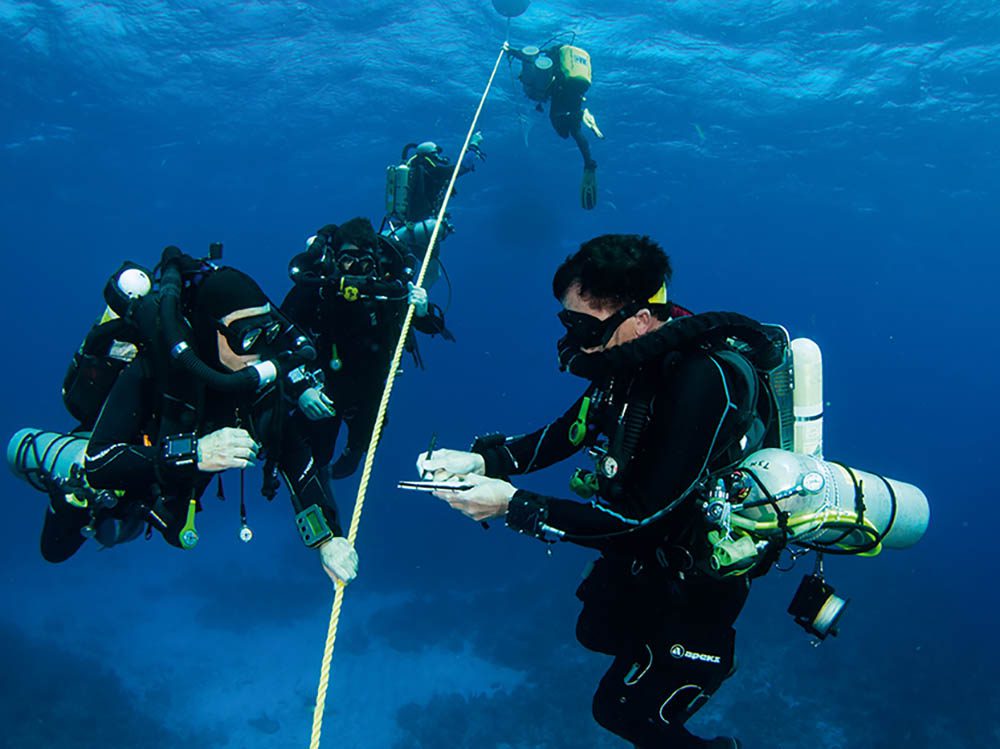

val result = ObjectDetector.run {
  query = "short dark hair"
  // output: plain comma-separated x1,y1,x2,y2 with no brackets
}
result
552,234,673,312
336,217,377,252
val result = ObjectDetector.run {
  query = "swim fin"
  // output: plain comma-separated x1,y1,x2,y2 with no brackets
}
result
581,165,598,210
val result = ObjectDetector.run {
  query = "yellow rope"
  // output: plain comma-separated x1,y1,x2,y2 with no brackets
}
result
308,44,509,749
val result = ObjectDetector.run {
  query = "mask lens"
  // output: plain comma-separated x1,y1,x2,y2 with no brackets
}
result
240,328,262,353
224,314,280,355
338,254,374,276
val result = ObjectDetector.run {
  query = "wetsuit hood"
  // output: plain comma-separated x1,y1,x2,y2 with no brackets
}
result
188,267,270,369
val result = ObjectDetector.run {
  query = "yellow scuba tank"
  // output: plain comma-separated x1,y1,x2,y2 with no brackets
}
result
558,45,592,89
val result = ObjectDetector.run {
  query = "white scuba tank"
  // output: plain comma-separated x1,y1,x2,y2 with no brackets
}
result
735,448,929,550
385,163,411,219
8,429,89,491
791,337,823,458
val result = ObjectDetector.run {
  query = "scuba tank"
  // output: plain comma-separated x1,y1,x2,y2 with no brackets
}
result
792,338,823,458
699,443,930,581
62,263,153,429
8,429,89,496
385,162,410,219
516,46,555,102
558,45,593,91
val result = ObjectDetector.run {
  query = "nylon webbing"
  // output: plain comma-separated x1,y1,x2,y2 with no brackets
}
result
308,43,509,749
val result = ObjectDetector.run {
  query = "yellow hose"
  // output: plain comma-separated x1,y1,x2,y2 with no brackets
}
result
307,43,510,749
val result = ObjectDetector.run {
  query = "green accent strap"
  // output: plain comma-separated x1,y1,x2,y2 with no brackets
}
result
179,498,199,549
568,396,591,446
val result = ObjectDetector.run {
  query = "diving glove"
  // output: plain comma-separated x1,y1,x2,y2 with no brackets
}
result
581,163,598,211
407,282,429,317
330,446,364,479
319,537,358,584
298,387,336,421
416,448,486,480
469,130,487,160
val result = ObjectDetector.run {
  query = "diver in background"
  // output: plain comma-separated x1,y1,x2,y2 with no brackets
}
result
505,40,605,210
284,217,451,481
20,252,358,585
381,135,485,285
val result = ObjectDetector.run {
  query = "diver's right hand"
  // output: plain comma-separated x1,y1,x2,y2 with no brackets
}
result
416,448,486,480
197,428,259,472
469,131,487,160
298,387,337,420
320,537,359,585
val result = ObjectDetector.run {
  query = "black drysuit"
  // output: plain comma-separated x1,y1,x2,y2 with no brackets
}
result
474,343,760,748
40,357,342,563
281,276,443,472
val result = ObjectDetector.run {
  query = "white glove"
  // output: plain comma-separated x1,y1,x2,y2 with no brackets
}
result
197,427,258,472
469,131,486,160
319,537,359,584
298,387,336,421
416,448,486,480
408,282,429,317
432,473,515,521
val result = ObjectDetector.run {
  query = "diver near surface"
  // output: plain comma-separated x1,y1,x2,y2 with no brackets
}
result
505,38,605,210
283,217,451,480
11,248,358,585
410,234,929,747
382,136,484,287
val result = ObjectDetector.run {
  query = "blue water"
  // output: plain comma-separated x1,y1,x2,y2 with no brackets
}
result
1,1,997,747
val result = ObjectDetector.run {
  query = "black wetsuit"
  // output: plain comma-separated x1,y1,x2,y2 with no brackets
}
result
40,357,342,563
474,332,761,748
281,272,444,473
402,151,473,224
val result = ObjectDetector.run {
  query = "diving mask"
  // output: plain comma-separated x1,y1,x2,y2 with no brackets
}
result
217,312,282,356
557,303,642,351
336,251,377,277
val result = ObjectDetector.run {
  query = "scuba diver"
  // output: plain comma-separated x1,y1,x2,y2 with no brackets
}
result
9,247,358,585
412,235,928,748
283,217,452,481
381,136,484,286
505,39,604,210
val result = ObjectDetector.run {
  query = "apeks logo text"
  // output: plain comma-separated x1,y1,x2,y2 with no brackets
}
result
669,644,722,665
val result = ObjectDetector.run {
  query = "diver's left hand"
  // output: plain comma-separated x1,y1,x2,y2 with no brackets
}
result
432,473,515,522
319,537,359,585
408,282,429,317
